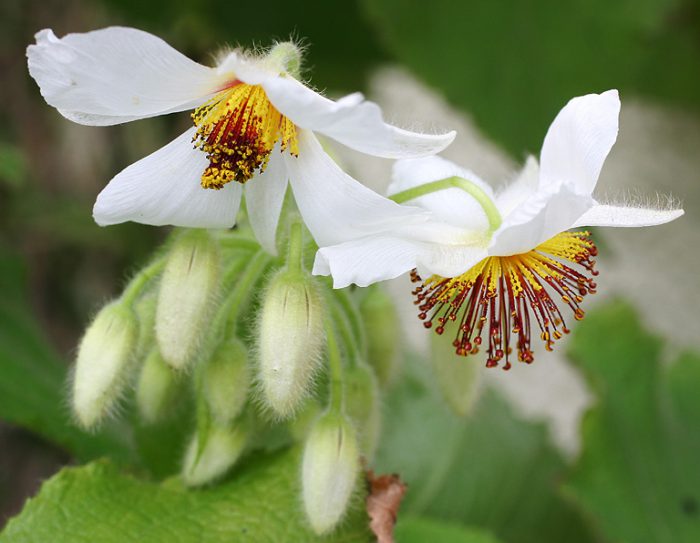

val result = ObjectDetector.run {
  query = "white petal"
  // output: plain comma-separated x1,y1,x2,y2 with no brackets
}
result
495,156,540,217
489,182,593,256
27,27,225,126
389,156,495,231
313,236,423,288
215,50,277,85
416,243,489,279
539,90,620,194
573,203,684,228
93,127,242,227
244,152,289,255
286,131,428,247
261,76,455,158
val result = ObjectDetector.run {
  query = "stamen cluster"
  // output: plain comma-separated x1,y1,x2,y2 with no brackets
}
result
192,83,298,188
412,231,598,369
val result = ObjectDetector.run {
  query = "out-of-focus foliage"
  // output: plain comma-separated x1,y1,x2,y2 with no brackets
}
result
565,302,700,543
374,355,596,543
362,0,700,155
395,517,502,543
0,449,372,543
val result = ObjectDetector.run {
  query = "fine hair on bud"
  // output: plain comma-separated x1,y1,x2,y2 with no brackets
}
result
181,420,249,487
360,285,400,387
257,269,324,418
344,360,382,460
302,411,360,535
203,338,251,425
136,347,182,424
72,300,137,429
156,230,221,371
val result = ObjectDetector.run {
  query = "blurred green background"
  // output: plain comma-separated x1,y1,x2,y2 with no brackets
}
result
1,0,699,541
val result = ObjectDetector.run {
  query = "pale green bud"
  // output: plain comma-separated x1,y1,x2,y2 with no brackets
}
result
431,333,481,417
258,270,324,418
156,230,220,370
182,420,249,487
72,300,137,429
203,339,250,425
344,361,381,459
136,348,181,424
266,41,302,78
360,286,400,386
302,412,360,535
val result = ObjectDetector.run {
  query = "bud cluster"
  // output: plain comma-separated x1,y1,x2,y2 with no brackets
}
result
70,224,409,535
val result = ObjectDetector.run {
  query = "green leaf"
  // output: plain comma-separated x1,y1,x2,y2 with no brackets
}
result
375,355,595,543
361,0,700,156
564,301,700,543
0,247,132,463
0,448,372,543
395,517,501,543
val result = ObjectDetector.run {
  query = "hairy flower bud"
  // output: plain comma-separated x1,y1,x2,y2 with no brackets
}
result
360,286,400,386
302,411,360,534
431,333,481,417
136,347,181,424
258,270,324,418
72,300,137,429
182,420,249,487
344,361,381,459
156,230,220,370
203,339,250,425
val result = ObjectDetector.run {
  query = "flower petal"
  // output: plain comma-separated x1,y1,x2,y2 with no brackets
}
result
93,127,242,227
286,131,428,247
313,235,423,288
573,203,684,228
244,152,289,255
261,76,455,158
539,90,620,194
27,27,224,126
489,182,593,256
495,156,540,217
389,156,495,231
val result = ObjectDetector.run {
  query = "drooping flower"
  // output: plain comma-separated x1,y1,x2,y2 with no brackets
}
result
314,90,684,368
27,27,454,252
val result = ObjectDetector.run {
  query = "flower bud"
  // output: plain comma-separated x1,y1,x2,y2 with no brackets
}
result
266,41,302,78
136,347,181,424
431,333,481,417
203,338,250,425
302,411,360,534
156,230,220,370
258,270,324,418
344,361,381,459
72,300,137,429
360,286,400,386
182,420,249,487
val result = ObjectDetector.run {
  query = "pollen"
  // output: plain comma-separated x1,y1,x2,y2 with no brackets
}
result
192,82,298,189
412,231,598,369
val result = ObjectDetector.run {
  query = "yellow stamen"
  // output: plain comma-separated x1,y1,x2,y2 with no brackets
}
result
413,231,598,369
192,83,298,189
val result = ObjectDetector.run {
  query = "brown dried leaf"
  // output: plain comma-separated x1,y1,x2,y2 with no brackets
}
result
366,470,408,543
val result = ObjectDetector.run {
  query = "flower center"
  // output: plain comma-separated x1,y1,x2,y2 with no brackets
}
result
412,231,598,369
192,82,298,189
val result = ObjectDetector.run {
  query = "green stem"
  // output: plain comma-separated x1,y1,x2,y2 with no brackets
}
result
324,318,345,414
287,221,303,274
389,176,502,232
223,251,272,331
330,298,358,363
121,258,166,307
333,289,367,358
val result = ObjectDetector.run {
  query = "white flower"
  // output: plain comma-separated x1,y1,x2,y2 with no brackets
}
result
314,90,684,367
27,27,454,253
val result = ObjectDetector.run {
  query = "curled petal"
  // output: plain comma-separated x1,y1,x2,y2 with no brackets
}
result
94,128,242,227
27,27,224,125
390,156,494,231
539,90,620,194
489,182,593,256
573,203,684,228
215,50,277,85
262,77,455,158
244,152,289,255
495,156,540,217
286,131,428,247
